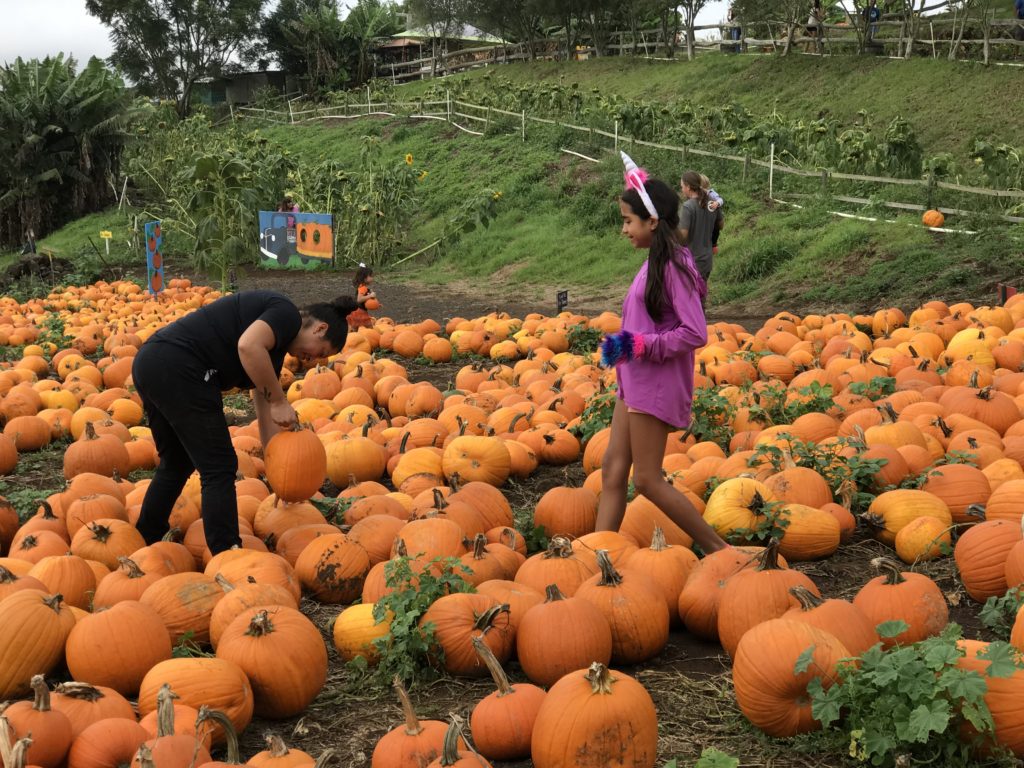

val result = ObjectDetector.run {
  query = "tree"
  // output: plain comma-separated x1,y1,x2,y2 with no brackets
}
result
679,0,709,60
730,0,809,55
406,0,470,75
282,1,353,94
0,55,135,248
344,0,400,84
466,0,546,59
85,0,266,116
658,3,682,57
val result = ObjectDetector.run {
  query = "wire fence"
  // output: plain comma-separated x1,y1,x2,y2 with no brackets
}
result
233,91,1024,232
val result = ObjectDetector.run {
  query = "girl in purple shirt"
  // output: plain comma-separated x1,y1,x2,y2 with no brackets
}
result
594,155,730,554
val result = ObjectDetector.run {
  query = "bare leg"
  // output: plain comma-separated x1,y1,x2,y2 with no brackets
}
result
594,399,633,532
628,411,730,554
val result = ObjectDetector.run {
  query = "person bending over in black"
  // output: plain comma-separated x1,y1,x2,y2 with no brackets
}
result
132,290,356,554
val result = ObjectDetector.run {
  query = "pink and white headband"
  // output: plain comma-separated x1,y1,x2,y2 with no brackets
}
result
621,151,658,221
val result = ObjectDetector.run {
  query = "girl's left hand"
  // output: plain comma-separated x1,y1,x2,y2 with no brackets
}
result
708,201,720,211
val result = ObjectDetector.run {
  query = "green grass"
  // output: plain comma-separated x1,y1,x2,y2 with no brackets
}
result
394,55,1024,168
11,54,1024,315
0,208,142,275
255,114,1024,313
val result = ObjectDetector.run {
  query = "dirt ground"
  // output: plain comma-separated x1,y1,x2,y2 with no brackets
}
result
232,266,774,332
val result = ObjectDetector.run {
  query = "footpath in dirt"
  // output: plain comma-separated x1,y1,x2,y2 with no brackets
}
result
233,268,773,331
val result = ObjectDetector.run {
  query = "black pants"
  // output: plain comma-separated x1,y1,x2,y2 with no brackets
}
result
132,341,241,555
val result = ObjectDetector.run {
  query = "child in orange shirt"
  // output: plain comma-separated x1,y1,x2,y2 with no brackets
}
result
347,264,378,329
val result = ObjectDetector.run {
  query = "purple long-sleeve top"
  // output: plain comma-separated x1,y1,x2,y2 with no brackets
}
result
617,248,708,428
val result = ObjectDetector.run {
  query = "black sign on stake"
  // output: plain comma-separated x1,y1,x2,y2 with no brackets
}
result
556,290,569,314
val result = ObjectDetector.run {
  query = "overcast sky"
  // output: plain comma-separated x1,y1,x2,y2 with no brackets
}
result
1,0,735,67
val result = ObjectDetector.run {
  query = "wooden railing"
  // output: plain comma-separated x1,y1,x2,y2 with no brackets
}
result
369,13,1024,83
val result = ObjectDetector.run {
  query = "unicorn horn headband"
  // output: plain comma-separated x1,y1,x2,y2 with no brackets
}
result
621,151,658,221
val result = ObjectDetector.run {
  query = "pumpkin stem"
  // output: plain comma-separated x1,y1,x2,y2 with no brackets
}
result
394,538,409,558
543,583,567,602
197,707,239,764
214,573,236,592
448,472,462,493
472,603,510,633
154,684,179,738
471,533,487,560
162,527,183,543
36,500,58,521
584,662,617,695
121,741,146,768
935,417,953,439
115,556,146,579
594,549,624,586
42,593,65,613
871,557,907,585
860,512,886,530
432,488,448,511
54,682,105,702
313,749,336,768
471,636,514,696
543,536,574,559
438,716,466,767
264,734,290,757
392,676,423,736
28,676,51,712
0,566,16,584
789,585,824,611
17,534,38,551
5,732,29,768
649,526,669,552
87,521,112,542
968,369,980,389
246,610,274,637
753,539,783,572
398,431,411,455
498,527,518,551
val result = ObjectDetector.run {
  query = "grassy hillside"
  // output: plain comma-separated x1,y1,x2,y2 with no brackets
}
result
396,55,1024,167
258,115,1023,315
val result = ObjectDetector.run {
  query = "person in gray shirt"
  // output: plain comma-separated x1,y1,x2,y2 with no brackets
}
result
679,170,724,284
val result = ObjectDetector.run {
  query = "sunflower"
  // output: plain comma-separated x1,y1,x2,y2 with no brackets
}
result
405,153,414,165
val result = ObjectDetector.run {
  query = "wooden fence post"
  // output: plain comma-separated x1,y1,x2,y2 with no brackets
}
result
614,120,619,151
447,90,452,123
521,110,526,142
769,143,776,199
820,170,829,196
742,155,751,182
486,107,491,133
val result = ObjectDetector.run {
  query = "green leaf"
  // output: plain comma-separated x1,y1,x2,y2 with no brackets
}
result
904,700,951,742
793,644,818,674
977,641,1023,678
876,619,910,639
693,748,739,768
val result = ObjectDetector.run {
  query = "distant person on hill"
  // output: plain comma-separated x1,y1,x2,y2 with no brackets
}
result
277,196,299,213
679,170,724,290
1015,0,1024,42
727,5,743,53
593,152,728,555
865,0,881,42
805,0,825,52
347,263,379,329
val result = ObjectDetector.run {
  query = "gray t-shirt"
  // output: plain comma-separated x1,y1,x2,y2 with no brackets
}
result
680,198,722,280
